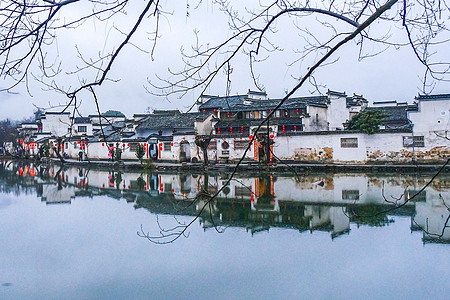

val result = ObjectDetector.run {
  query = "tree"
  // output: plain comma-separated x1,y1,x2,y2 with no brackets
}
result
135,144,145,161
0,1,448,114
345,109,386,134
0,119,18,153
195,135,212,168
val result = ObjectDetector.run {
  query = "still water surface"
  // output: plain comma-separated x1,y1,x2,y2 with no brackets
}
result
0,160,449,299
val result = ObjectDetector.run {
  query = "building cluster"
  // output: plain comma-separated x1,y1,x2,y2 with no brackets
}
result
11,90,450,163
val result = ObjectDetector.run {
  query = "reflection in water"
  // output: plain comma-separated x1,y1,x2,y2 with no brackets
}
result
0,159,449,244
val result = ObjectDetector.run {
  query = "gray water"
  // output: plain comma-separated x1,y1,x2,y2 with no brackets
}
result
0,160,449,299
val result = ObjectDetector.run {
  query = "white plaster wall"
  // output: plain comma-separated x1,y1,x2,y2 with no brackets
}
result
195,114,214,135
42,113,71,137
409,99,450,133
305,106,328,131
327,94,348,130
273,131,421,162
72,123,93,136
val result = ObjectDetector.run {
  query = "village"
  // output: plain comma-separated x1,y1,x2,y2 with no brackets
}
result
5,90,450,165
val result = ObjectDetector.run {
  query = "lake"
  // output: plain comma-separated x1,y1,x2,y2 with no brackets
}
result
0,160,449,299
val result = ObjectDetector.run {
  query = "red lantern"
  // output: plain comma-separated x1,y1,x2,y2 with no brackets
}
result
270,134,274,139
102,143,105,146
249,135,253,140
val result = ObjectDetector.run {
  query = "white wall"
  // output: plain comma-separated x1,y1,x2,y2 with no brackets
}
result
41,113,71,137
327,94,348,130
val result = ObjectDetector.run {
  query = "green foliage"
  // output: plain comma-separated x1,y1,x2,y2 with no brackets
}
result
135,144,145,160
136,176,146,190
348,204,395,227
141,159,155,170
345,109,386,135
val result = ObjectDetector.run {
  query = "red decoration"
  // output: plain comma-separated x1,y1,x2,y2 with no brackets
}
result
249,135,253,140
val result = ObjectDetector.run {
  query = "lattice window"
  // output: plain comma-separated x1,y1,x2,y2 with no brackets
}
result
340,138,358,148
234,139,250,150
403,136,424,147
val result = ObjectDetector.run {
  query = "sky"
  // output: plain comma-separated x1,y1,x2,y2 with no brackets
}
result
0,0,448,121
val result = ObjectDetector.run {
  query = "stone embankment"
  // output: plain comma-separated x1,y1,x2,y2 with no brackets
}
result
2,156,449,174
43,157,450,174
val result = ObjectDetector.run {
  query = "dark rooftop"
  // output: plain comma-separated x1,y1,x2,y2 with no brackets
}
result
416,94,450,101
199,95,328,112
73,117,91,124
365,106,410,128
136,112,203,130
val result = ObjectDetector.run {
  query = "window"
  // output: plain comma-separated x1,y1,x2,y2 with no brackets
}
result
235,186,252,197
77,125,87,133
403,136,425,147
129,143,138,151
164,142,171,151
222,141,229,149
208,140,217,150
164,183,172,192
342,190,360,200
73,142,78,149
234,139,250,150
341,138,358,148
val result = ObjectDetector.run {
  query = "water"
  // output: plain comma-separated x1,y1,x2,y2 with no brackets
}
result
0,160,449,299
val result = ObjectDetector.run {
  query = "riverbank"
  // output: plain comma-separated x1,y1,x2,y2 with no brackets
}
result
2,156,447,174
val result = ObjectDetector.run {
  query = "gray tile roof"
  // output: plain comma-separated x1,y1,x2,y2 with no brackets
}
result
199,95,327,112
365,106,410,128
416,94,450,101
136,112,202,130
73,117,91,124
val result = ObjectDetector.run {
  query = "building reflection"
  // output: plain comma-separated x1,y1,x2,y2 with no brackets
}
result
0,159,449,244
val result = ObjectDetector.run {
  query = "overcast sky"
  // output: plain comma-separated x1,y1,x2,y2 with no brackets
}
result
0,1,448,121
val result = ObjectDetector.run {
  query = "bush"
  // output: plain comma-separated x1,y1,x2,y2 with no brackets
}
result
135,144,145,160
345,109,386,134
